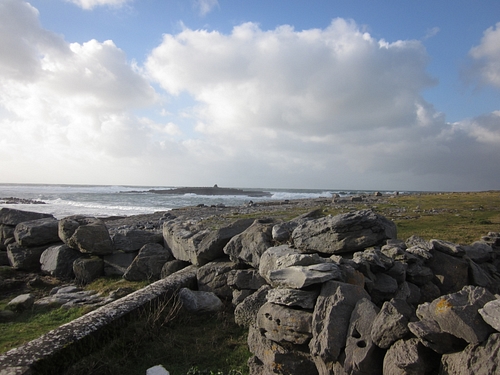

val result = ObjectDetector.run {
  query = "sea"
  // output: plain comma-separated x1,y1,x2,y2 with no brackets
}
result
0,184,401,219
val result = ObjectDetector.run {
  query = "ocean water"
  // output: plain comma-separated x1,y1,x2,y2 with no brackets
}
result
0,184,398,219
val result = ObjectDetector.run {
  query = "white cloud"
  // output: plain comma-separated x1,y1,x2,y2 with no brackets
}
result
469,22,500,88
65,0,131,10
193,0,219,16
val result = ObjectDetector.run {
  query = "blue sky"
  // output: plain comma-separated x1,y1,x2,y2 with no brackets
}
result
1,0,500,191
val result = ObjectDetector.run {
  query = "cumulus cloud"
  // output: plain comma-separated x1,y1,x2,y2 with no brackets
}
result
65,0,132,10
468,22,500,88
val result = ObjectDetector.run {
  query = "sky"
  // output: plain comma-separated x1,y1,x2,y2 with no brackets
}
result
1,0,500,191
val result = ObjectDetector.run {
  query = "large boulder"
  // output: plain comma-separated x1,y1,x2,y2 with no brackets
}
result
309,281,371,372
196,259,237,299
427,250,469,294
7,243,51,271
234,285,271,327
0,208,53,226
479,298,500,332
292,210,397,254
266,288,319,310
371,298,414,349
40,244,82,279
163,218,254,266
223,219,275,268
123,243,173,281
111,229,163,252
227,269,268,291
73,256,104,284
383,338,439,375
266,263,341,289
178,288,223,314
14,217,60,247
59,216,114,255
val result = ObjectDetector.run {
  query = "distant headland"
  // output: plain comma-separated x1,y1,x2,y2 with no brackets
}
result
147,185,272,197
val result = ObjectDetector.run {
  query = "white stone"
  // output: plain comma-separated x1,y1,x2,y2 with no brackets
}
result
146,365,170,375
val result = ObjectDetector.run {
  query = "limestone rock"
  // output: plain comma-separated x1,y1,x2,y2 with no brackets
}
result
430,239,466,257
160,259,191,278
383,338,439,375
223,218,275,268
478,298,500,332
103,251,138,276
227,269,268,291
267,262,341,289
0,208,53,226
408,319,467,354
292,210,397,254
266,288,319,309
7,294,35,312
427,250,468,294
178,288,223,314
163,218,254,266
344,298,383,375
14,217,60,247
257,302,313,345
59,216,113,255
7,243,50,271
368,273,399,305
123,243,173,281
234,285,271,327
196,259,237,299
464,241,493,263
40,244,82,279
111,229,163,252
73,256,104,284
309,281,371,368
371,298,414,349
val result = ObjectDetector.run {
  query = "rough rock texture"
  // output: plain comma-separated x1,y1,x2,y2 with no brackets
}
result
266,288,319,309
0,208,53,226
196,259,237,299
40,244,82,279
234,285,271,328
371,298,414,349
178,288,223,314
160,259,191,278
103,251,138,276
7,243,51,271
59,216,114,255
266,263,341,289
123,243,173,281
111,229,163,252
478,298,500,332
292,210,397,254
14,218,60,248
383,338,439,375
72,256,104,284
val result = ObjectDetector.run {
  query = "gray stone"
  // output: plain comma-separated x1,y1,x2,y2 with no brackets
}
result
408,319,467,354
418,282,442,304
103,251,138,276
196,259,237,299
368,273,399,305
0,208,53,226
234,285,271,327
111,229,163,252
14,218,60,247
478,298,500,332
439,333,500,375
405,245,433,261
232,289,253,306
123,243,173,281
405,235,432,251
40,244,82,279
257,302,312,345
248,324,318,375
227,269,268,291
430,239,466,257
406,263,434,286
371,298,414,349
7,243,50,271
7,294,35,312
266,288,319,309
344,298,383,375
427,250,469,294
59,216,113,255
309,281,371,369
163,218,254,266
178,288,223,314
292,210,397,254
73,257,104,284
352,248,394,273
160,259,191,278
268,263,341,289
223,219,275,268
464,241,493,263
383,338,439,375
34,287,105,309
272,221,302,243
146,365,170,375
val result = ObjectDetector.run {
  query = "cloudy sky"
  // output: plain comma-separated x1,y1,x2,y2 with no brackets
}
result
1,0,499,191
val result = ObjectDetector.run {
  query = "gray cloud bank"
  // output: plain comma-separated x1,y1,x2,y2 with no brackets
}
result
0,0,499,191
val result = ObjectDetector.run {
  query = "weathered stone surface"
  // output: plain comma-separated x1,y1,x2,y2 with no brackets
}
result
464,241,493,263
272,209,323,243
408,319,467,354
371,298,414,349
418,286,496,344
418,282,441,304
467,259,500,293
227,269,268,291
344,298,383,375
196,259,237,299
292,210,397,254
430,239,466,257
353,248,394,273
59,216,113,255
427,250,468,294
259,245,328,284
7,294,35,312
478,298,500,332
383,338,439,375
248,324,318,375
103,251,138,276
405,235,432,251
406,263,434,286
266,288,319,309
111,229,163,252
7,243,50,271
34,285,106,309
257,302,312,345
223,219,275,268
40,244,82,279
268,263,341,289
0,208,53,226
73,256,104,284
14,218,60,247
234,285,271,327
123,243,173,281
163,218,254,266
439,333,500,375
178,288,223,314
160,259,191,278
368,273,399,305
309,281,371,369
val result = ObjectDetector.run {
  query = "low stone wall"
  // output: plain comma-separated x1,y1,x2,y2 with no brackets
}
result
0,266,197,375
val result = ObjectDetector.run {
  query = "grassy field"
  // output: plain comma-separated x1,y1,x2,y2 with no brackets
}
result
0,191,499,374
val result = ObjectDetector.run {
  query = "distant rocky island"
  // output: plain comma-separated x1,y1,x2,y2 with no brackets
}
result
147,185,272,198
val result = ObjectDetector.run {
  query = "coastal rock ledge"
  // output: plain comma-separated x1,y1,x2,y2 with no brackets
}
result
1,204,500,375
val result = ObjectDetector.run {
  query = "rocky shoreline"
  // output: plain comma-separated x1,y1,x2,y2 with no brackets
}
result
1,195,500,374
